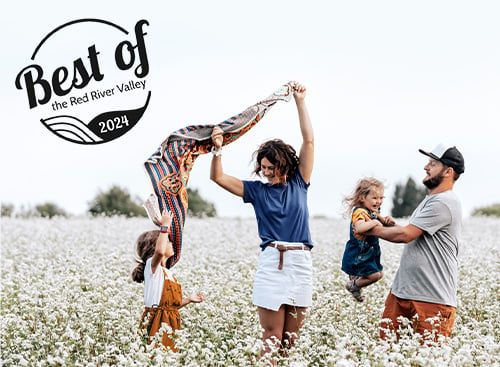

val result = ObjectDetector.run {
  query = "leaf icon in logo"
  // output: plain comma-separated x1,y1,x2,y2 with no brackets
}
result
87,91,151,142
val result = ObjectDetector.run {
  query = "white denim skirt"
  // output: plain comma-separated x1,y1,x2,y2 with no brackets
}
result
252,242,313,311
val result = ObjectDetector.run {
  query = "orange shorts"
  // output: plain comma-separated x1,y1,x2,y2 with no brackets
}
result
380,291,456,342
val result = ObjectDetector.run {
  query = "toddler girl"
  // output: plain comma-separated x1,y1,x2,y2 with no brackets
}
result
341,178,394,302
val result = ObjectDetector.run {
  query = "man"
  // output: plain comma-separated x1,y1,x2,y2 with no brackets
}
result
368,143,465,342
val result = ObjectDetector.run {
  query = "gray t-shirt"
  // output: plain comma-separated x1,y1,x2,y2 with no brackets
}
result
391,190,462,307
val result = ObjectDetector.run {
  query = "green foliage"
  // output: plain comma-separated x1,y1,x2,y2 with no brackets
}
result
35,202,68,218
472,204,500,217
2,202,68,218
88,185,146,217
391,177,427,218
187,188,217,217
1,203,15,217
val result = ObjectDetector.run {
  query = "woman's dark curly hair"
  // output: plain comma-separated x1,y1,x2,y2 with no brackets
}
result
252,139,299,183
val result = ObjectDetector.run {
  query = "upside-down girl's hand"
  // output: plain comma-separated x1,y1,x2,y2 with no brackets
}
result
189,291,205,303
155,209,173,227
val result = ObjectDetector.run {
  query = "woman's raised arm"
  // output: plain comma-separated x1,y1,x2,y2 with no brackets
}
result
293,82,314,184
209,126,244,197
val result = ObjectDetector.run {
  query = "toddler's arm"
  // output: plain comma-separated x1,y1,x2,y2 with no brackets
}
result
353,209,383,234
151,209,174,273
179,291,205,309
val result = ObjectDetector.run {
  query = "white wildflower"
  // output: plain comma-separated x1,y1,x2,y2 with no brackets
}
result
1,216,498,366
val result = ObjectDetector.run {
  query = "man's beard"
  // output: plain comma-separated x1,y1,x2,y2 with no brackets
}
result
423,169,446,190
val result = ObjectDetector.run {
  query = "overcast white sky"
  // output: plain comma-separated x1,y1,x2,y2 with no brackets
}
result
2,0,499,218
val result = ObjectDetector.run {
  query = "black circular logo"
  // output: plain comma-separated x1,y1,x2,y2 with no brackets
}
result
15,19,151,144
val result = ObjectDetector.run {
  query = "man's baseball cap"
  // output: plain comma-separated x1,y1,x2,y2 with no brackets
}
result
419,143,465,174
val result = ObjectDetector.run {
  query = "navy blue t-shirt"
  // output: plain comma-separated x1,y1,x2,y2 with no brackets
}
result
243,172,313,249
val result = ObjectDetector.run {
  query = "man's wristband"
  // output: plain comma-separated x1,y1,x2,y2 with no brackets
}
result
211,146,222,156
159,226,170,234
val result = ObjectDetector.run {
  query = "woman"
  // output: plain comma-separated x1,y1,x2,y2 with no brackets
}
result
210,82,314,359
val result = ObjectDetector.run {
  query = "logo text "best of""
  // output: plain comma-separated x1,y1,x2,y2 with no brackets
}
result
15,19,149,109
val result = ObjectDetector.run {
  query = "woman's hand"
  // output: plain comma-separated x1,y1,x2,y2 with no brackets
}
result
211,126,224,150
292,81,307,102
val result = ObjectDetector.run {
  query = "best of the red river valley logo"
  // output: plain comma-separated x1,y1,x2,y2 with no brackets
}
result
15,19,150,144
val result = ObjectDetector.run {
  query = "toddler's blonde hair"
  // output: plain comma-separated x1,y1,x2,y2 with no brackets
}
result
343,177,385,216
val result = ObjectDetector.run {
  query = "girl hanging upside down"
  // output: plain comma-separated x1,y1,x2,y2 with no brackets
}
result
132,209,204,351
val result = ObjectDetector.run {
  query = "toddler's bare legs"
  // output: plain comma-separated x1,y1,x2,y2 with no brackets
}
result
355,271,384,288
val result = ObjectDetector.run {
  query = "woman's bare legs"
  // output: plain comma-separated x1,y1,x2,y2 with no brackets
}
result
282,305,307,355
258,305,307,363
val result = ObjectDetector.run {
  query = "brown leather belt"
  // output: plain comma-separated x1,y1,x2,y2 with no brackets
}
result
267,243,310,270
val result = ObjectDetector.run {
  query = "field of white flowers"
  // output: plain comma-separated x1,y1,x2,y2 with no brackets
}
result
1,216,499,366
